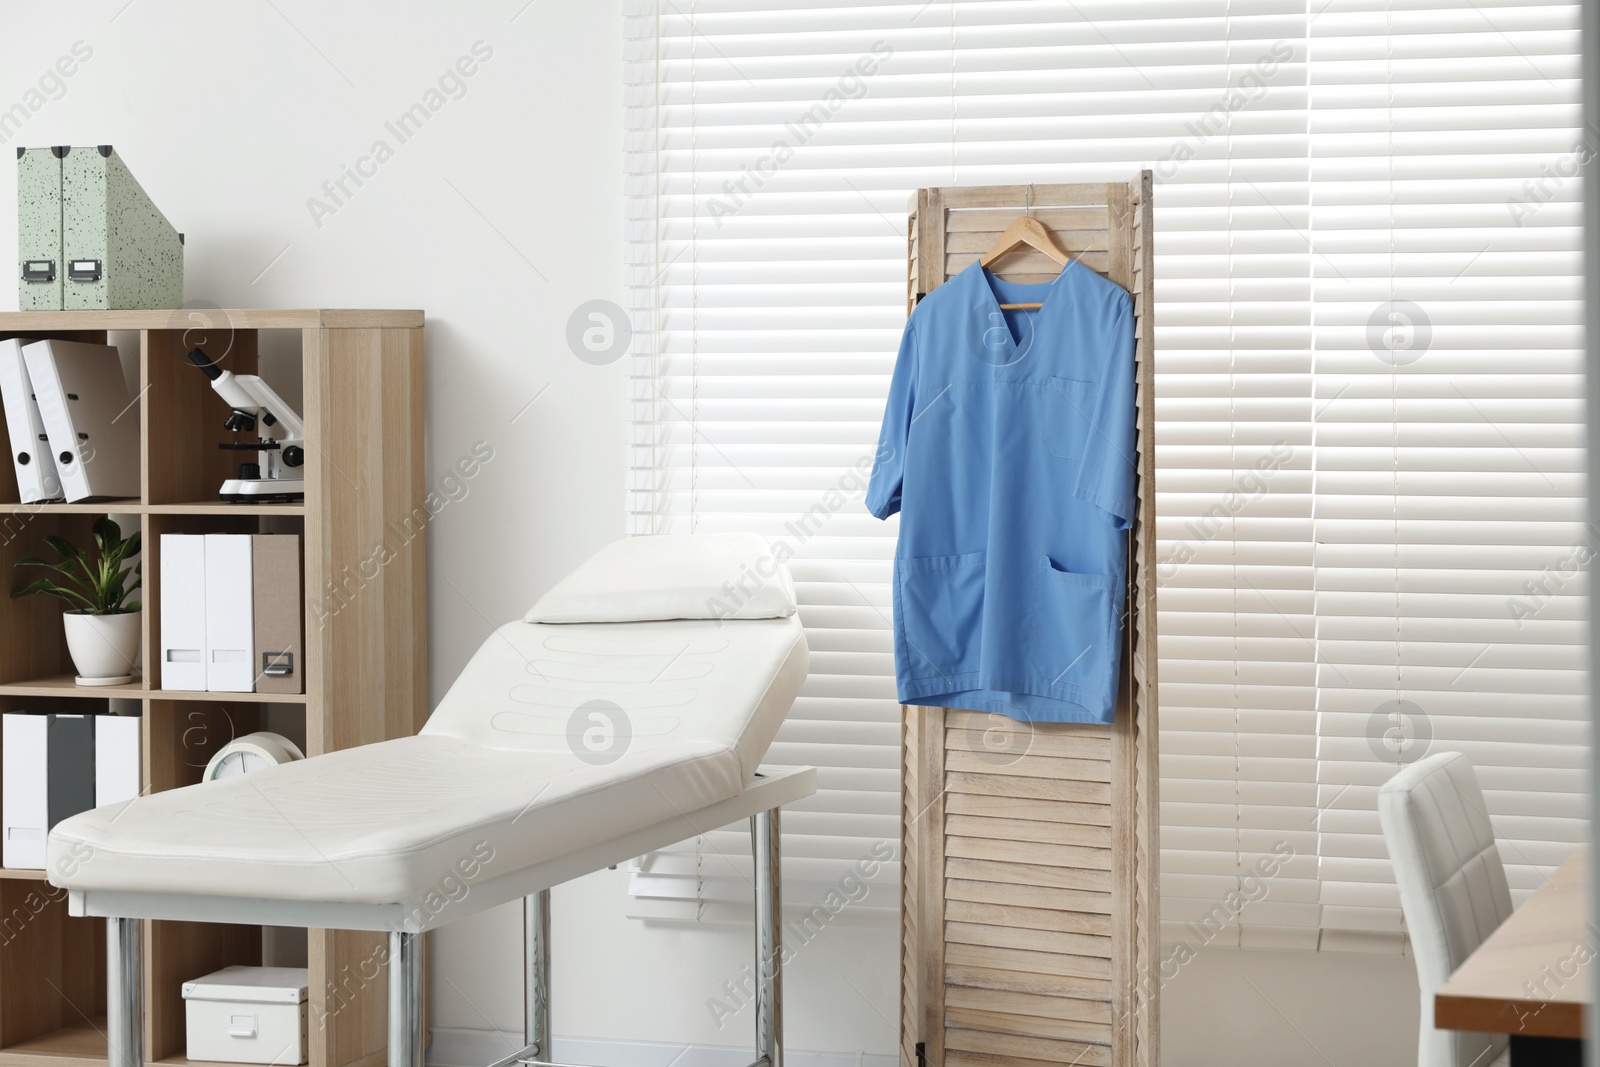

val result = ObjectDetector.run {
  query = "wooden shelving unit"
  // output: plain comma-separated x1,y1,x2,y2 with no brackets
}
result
0,309,426,1067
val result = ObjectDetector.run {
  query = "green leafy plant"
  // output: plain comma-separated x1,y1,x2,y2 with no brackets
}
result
12,517,142,615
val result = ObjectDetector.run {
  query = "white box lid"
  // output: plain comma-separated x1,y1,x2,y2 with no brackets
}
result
181,965,308,1004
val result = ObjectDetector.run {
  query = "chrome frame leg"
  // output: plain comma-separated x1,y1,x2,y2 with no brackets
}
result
526,889,551,1057
481,890,550,1067
106,917,143,1067
388,930,423,1067
752,807,782,1067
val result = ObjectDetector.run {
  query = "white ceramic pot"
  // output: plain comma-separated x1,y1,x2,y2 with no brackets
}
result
62,610,141,686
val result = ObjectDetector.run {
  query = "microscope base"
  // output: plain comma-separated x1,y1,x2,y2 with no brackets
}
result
220,477,305,503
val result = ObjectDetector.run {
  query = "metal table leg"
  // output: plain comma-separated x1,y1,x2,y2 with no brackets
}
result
107,917,143,1067
388,930,423,1067
752,807,782,1067
527,889,551,1057
483,890,550,1067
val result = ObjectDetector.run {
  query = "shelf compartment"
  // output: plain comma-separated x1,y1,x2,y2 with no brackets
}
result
0,881,103,1056
142,513,307,694
0,699,125,883
145,329,261,508
0,1020,107,1067
147,700,267,793
0,513,124,688
147,920,263,1066
0,329,140,513
142,702,297,1063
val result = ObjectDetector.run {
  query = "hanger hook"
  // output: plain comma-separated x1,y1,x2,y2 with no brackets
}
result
1024,184,1033,219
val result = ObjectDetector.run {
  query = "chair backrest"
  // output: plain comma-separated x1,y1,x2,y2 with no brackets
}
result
1378,751,1512,1067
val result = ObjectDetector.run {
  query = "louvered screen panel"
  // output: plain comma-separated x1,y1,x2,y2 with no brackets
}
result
1128,173,1160,1067
901,178,1158,1067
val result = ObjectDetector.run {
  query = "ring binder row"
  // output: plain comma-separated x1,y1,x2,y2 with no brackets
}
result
0,338,138,503
16,145,183,311
159,533,304,695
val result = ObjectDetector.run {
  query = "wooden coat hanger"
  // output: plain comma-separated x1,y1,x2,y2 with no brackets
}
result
979,185,1071,310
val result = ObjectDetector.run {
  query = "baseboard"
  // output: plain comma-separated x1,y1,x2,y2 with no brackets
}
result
426,1026,898,1067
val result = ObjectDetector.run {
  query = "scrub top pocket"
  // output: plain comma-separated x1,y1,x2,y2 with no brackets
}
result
896,551,986,680
1033,555,1120,708
1044,376,1095,461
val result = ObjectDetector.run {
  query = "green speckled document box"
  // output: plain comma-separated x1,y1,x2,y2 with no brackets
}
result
17,147,63,311
61,146,183,310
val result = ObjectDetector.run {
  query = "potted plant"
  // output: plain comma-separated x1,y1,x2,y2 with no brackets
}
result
13,517,142,686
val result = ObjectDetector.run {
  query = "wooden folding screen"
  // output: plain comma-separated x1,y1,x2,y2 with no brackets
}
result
900,175,1159,1067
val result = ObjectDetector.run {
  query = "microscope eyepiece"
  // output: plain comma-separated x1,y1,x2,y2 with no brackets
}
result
186,347,223,381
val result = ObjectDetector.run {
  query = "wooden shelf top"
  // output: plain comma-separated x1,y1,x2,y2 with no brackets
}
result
0,308,422,330
0,675,145,698
0,500,305,516
0,498,140,514
146,687,307,704
0,866,49,881
156,1056,257,1067
0,676,305,703
145,500,307,516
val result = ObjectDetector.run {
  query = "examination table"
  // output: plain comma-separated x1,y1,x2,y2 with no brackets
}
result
47,534,814,1067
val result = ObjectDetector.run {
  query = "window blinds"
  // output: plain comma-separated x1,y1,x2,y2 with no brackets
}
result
621,0,1588,944
1302,0,1588,950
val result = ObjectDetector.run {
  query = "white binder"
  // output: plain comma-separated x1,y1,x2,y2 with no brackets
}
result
0,339,63,502
22,339,139,503
95,715,142,807
2,714,47,869
205,534,254,692
159,534,208,691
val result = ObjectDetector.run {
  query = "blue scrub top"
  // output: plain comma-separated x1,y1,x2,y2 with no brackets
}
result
866,259,1136,723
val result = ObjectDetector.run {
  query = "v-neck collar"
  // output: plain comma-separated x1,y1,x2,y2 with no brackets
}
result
967,258,1072,356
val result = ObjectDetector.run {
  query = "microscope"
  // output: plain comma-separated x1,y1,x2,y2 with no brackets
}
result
186,348,306,502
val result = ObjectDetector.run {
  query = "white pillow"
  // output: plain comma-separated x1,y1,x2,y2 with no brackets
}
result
525,534,798,624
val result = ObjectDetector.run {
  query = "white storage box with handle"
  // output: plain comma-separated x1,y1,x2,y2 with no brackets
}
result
181,966,308,1065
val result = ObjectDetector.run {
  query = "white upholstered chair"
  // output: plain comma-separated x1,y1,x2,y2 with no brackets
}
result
1378,751,1513,1067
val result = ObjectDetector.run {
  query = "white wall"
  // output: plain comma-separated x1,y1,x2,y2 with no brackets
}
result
0,0,629,628
1161,946,1422,1067
0,0,898,1056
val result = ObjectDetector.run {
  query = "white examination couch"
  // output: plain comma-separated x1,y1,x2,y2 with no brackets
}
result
48,534,814,1067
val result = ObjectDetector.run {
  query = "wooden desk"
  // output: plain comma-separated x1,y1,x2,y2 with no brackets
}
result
1435,846,1589,1063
